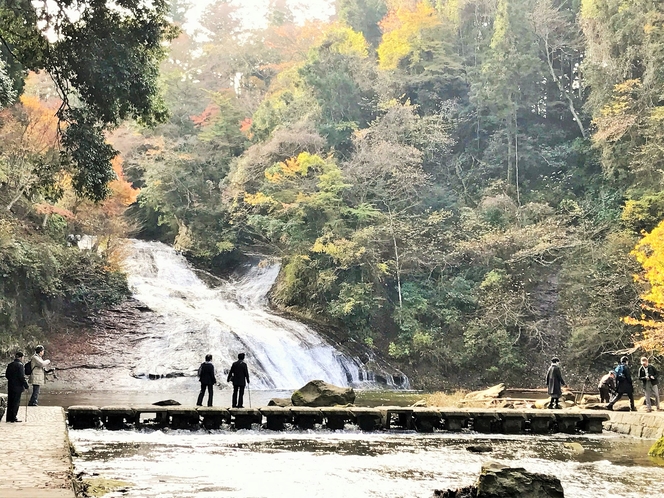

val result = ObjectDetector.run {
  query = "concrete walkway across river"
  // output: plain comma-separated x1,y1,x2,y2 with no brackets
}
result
66,405,612,434
0,406,75,498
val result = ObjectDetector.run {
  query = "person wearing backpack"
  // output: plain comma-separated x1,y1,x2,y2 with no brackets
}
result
607,356,635,411
638,357,660,412
28,345,51,406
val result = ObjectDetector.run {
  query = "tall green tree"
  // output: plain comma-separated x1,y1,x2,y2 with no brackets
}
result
0,0,176,200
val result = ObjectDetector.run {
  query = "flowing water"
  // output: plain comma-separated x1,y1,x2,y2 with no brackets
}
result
69,428,664,498
120,240,405,390
54,240,664,497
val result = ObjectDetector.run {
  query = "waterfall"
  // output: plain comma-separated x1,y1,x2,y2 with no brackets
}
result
122,240,404,390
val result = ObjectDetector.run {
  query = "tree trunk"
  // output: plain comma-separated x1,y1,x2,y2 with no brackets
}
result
387,207,403,310
543,38,587,139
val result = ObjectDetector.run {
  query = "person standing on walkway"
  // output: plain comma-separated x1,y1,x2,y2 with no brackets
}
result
546,357,566,409
598,371,616,403
5,352,29,422
196,354,217,407
638,357,660,412
607,356,636,411
28,345,51,406
227,353,250,408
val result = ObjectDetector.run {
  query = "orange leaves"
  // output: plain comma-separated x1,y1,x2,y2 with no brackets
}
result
190,102,221,127
108,156,139,208
34,203,75,220
18,95,59,150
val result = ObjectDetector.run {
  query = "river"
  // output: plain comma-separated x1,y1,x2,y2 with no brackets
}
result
68,427,664,498
41,240,664,496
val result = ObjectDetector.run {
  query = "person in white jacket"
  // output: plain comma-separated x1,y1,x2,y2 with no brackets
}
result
28,345,51,406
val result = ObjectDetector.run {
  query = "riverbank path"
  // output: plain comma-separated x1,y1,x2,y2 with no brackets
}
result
0,406,75,497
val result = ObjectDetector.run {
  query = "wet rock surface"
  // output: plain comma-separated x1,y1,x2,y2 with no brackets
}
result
268,397,293,407
434,461,564,498
42,298,162,390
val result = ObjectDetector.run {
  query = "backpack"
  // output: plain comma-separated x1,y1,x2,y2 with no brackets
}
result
614,364,625,382
24,360,33,376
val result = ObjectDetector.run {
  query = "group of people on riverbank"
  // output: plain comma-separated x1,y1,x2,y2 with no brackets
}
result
546,356,660,412
196,353,250,408
4,346,52,423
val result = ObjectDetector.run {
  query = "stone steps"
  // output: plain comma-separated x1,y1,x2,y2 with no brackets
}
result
65,405,610,434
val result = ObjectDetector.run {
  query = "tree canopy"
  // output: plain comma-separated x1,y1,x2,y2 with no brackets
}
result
0,0,176,200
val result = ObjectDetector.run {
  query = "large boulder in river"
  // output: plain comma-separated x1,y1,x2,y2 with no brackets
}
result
291,380,355,407
434,461,564,498
464,384,505,401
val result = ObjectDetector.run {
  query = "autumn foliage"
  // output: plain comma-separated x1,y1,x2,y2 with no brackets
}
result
625,221,664,354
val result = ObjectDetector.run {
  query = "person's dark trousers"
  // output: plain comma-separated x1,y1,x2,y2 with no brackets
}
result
607,392,636,410
232,385,245,408
197,384,213,407
6,388,23,422
548,397,560,409
599,386,611,403
28,384,40,406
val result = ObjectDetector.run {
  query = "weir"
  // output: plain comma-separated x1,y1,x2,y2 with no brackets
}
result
66,405,609,435
122,240,407,390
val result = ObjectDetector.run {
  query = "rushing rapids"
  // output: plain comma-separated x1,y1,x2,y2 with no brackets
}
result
122,240,405,390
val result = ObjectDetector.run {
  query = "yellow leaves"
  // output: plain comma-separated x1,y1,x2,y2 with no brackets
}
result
580,0,599,19
377,2,441,70
325,25,369,57
265,152,325,184
490,0,509,50
650,107,664,121
243,191,276,206
593,80,642,143
626,219,664,353
311,236,366,267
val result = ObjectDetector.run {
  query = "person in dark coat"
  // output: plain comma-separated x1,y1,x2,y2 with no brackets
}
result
607,356,635,411
546,357,566,409
598,371,616,403
5,351,29,422
637,356,659,412
196,354,217,407
227,353,250,408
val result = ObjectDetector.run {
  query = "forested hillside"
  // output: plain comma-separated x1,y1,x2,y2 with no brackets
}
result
3,0,664,388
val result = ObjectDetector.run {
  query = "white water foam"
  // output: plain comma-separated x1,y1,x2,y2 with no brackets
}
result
122,240,391,389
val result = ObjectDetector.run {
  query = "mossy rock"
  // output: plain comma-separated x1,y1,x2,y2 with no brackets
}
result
79,478,132,497
648,436,664,457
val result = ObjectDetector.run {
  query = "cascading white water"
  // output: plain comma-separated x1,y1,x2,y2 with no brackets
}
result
122,240,387,389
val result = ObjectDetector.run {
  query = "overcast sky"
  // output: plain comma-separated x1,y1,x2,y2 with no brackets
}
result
186,0,335,31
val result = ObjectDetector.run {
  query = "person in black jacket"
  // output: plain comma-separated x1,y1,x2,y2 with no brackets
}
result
196,354,217,407
227,353,250,408
5,351,29,422
546,357,566,409
607,356,636,411
638,357,660,412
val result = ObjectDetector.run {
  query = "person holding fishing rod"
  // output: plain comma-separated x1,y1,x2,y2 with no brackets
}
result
227,353,250,408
